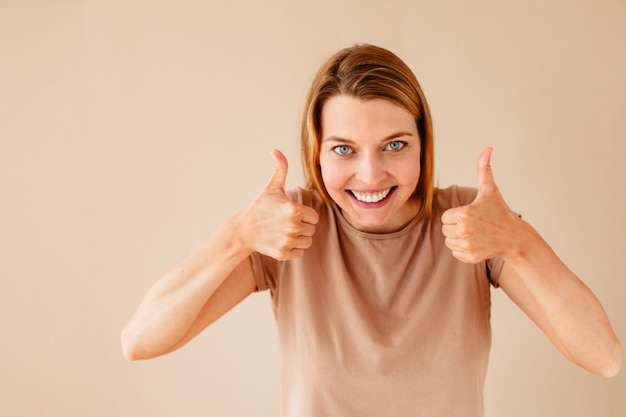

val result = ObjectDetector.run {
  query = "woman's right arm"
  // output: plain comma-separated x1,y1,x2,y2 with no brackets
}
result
121,217,257,361
121,150,319,360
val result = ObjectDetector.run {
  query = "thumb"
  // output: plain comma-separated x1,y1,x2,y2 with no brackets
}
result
475,147,497,200
265,149,288,195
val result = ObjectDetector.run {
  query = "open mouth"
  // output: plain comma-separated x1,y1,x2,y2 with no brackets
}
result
349,187,396,203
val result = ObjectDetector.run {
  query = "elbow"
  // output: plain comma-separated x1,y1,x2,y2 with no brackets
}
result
122,343,142,362
599,340,623,378
121,325,149,361
585,337,623,378
121,324,174,361
601,360,621,379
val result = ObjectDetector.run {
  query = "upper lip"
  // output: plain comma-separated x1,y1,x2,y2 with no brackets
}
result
348,186,394,193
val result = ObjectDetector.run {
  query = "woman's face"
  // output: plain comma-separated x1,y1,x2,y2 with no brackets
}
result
318,95,422,233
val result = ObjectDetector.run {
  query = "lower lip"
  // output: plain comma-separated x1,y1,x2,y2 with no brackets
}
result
347,187,396,208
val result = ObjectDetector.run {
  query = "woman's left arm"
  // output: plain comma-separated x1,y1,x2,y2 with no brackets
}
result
497,224,622,377
442,147,622,377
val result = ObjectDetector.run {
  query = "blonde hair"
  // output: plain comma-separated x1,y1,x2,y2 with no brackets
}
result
301,44,436,219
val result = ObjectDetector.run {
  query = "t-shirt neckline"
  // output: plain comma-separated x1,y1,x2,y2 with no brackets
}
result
331,198,426,240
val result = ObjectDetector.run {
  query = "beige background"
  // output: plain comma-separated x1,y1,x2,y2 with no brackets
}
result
1,0,624,416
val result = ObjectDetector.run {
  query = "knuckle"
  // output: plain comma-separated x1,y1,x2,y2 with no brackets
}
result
288,202,304,218
457,206,473,221
460,240,473,251
467,255,482,264
310,209,320,224
284,223,299,235
274,247,293,261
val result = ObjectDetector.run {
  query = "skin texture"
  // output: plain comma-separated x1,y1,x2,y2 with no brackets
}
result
318,96,422,233
121,149,318,360
122,95,621,378
441,147,622,376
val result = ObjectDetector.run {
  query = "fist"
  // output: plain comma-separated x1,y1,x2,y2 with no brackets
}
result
441,147,519,264
243,149,319,261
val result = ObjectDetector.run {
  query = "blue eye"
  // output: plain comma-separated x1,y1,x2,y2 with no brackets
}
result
333,145,353,155
385,141,406,151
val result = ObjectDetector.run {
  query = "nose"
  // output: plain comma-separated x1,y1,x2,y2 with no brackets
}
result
354,152,386,184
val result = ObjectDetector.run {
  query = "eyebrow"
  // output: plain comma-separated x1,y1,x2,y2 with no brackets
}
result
322,131,415,143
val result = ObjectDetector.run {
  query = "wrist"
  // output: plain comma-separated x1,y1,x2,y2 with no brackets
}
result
222,212,254,259
502,218,546,264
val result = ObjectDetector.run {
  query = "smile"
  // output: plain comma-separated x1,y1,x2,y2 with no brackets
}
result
350,188,393,203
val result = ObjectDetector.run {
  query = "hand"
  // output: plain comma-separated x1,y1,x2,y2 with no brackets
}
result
240,149,319,261
441,147,520,264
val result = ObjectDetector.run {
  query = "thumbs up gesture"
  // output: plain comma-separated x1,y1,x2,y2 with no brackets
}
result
441,147,520,264
239,149,319,261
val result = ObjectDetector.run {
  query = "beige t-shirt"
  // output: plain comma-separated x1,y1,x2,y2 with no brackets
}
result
251,186,504,417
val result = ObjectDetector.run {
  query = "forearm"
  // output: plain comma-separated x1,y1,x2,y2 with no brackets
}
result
441,148,621,376
501,220,622,377
121,215,251,360
121,150,319,360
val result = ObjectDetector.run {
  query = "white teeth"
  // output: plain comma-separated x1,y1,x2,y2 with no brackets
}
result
351,188,391,203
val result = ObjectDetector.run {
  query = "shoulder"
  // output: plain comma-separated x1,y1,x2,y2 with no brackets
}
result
434,185,477,213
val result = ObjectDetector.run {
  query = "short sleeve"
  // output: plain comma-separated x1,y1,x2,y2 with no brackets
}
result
486,256,505,288
250,252,281,293
250,252,269,292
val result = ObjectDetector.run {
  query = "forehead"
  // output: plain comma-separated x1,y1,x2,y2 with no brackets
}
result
320,95,417,141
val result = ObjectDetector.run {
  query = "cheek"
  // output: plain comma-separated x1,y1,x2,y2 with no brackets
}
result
319,159,347,193
395,160,421,187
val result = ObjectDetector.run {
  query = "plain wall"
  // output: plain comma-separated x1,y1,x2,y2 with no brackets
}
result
1,0,624,416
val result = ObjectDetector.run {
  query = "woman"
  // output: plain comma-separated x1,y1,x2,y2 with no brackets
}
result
122,44,621,416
